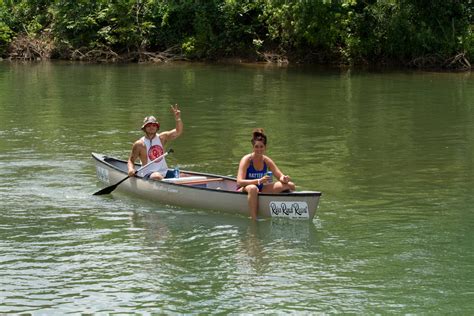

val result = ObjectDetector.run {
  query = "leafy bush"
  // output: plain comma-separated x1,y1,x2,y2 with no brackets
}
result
0,21,13,56
0,0,471,68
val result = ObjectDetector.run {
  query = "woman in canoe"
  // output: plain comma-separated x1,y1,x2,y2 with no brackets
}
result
237,128,295,220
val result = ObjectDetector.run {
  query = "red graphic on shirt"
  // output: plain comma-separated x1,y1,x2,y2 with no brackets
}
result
148,145,164,163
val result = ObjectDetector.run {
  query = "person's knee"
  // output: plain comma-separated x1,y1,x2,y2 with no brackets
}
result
287,182,296,191
275,181,295,192
150,172,164,181
246,185,259,195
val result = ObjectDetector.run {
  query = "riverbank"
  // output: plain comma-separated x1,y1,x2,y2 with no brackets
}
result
2,42,471,72
1,1,472,72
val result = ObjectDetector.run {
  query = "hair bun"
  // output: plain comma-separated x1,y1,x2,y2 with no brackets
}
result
252,128,265,137
251,128,267,145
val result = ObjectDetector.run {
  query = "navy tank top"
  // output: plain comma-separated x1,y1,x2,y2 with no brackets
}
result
246,159,267,191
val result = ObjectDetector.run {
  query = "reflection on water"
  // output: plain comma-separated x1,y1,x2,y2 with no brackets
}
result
122,209,323,313
240,222,269,273
132,210,320,272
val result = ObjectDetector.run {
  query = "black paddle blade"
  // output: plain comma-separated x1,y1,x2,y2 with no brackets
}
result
93,183,119,195
93,175,130,195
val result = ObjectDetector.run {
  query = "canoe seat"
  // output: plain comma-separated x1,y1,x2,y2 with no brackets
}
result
162,176,207,184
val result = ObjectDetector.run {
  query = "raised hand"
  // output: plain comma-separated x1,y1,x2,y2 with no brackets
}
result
171,104,181,121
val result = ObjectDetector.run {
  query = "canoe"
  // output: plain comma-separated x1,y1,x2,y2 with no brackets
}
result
92,153,322,220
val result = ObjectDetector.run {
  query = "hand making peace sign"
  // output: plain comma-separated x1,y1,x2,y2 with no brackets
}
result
171,104,181,121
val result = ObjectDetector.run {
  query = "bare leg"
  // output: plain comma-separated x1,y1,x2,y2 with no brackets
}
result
243,185,259,220
285,181,296,191
262,181,295,193
149,172,164,181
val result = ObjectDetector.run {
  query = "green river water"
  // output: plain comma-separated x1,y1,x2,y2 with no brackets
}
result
0,62,473,314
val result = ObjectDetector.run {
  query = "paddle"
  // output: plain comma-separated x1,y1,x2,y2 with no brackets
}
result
93,149,174,196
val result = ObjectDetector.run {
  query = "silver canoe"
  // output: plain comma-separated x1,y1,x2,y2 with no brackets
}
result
92,153,322,220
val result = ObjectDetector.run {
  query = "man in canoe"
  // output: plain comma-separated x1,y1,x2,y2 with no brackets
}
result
127,104,183,180
237,128,295,220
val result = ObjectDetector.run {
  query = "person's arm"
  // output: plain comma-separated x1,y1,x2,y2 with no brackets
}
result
266,157,291,184
127,142,140,177
160,104,183,144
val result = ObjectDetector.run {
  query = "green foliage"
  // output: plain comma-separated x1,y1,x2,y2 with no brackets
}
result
260,1,352,61
158,1,212,58
1,0,51,34
0,21,13,56
216,0,266,57
0,0,472,67
389,0,470,59
0,1,12,55
155,0,226,59
94,1,156,51
347,0,473,64
51,1,107,49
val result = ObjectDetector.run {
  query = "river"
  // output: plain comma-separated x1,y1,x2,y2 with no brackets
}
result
0,62,473,314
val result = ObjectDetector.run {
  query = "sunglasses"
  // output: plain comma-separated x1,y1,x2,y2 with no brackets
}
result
145,123,160,129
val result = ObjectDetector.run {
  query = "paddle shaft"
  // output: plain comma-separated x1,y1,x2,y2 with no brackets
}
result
134,149,172,175
93,149,173,195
